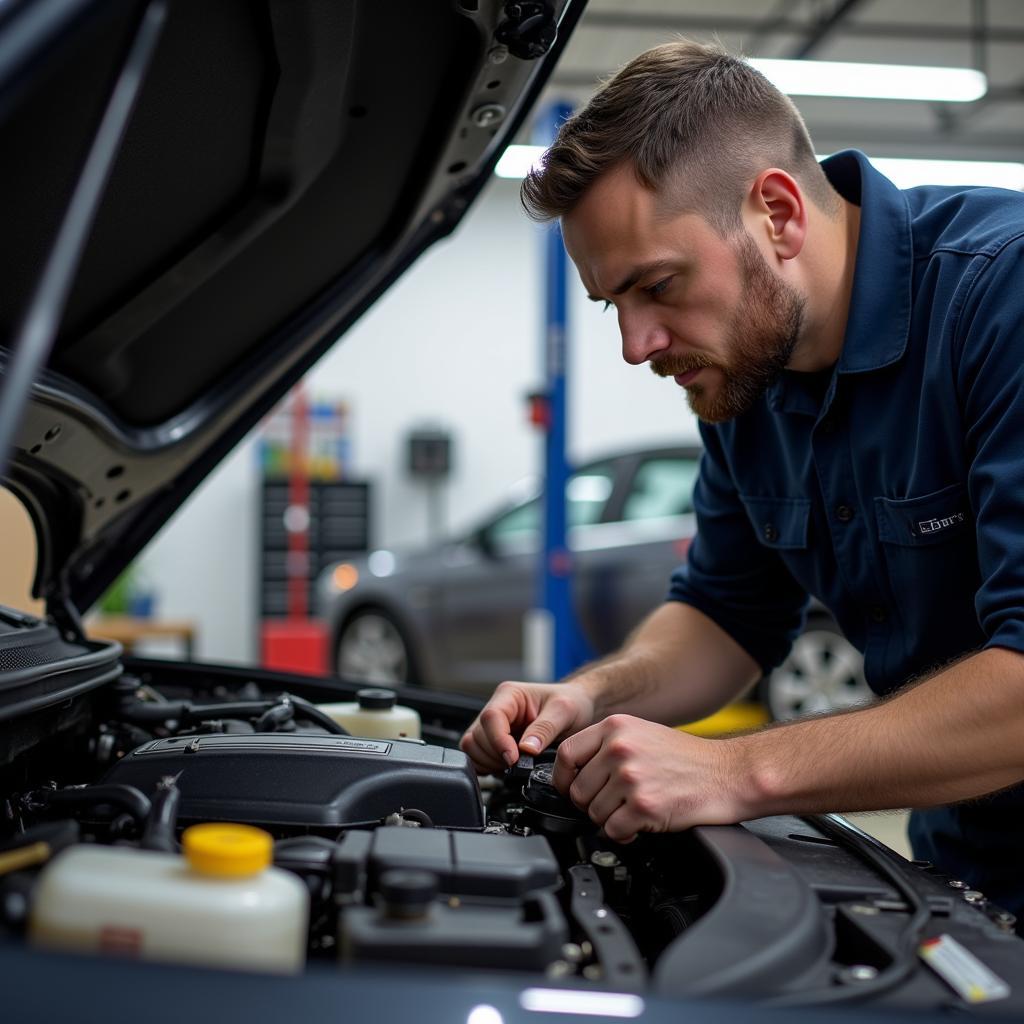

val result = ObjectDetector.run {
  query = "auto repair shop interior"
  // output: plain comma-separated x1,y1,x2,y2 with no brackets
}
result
1,1,1024,1020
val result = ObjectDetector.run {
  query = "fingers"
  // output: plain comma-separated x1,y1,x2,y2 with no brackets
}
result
479,704,521,767
552,720,609,794
518,692,585,756
601,803,643,844
460,681,537,773
458,729,505,775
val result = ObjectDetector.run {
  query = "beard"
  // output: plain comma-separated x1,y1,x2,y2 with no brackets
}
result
650,233,805,423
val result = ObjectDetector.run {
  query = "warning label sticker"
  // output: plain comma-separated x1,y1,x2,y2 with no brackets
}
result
919,934,1010,1004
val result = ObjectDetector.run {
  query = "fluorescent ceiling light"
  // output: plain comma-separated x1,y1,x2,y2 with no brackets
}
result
860,157,1024,190
496,145,1023,191
748,58,986,102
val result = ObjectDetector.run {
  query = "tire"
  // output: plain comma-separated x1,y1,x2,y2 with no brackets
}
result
763,620,871,721
335,609,416,685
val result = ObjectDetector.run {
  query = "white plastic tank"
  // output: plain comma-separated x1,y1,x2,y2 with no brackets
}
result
318,687,421,739
30,823,308,973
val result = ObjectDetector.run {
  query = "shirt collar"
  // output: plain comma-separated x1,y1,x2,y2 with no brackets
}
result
823,149,914,375
766,150,913,413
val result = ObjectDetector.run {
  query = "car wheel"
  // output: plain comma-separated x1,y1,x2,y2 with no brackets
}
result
335,610,413,685
764,622,870,721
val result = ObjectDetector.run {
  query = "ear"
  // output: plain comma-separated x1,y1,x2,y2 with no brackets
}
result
744,169,806,261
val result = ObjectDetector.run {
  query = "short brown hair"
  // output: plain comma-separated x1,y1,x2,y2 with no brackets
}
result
521,39,839,230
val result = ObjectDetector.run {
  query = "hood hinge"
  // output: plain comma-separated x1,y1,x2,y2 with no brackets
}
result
45,580,86,645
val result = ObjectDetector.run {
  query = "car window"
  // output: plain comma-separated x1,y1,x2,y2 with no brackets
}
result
488,465,614,542
621,456,700,521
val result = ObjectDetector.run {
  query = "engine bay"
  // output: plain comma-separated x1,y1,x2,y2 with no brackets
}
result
2,664,1023,1012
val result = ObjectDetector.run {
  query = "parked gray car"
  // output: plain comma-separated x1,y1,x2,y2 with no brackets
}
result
318,445,870,719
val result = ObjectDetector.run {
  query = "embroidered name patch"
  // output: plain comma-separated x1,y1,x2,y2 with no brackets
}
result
917,512,966,535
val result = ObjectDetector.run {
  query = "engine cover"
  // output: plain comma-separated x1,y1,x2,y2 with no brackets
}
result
103,733,484,830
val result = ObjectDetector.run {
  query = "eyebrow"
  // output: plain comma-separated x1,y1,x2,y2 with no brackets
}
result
586,259,678,302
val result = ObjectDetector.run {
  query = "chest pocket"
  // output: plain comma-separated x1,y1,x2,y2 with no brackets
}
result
874,482,981,657
739,495,811,549
874,482,972,547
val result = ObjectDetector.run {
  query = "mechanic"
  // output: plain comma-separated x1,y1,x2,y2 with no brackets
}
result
460,39,1024,921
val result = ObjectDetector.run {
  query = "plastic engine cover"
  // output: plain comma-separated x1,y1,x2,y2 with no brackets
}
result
103,734,484,829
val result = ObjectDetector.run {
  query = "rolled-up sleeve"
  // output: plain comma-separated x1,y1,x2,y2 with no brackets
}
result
666,421,808,673
956,237,1024,656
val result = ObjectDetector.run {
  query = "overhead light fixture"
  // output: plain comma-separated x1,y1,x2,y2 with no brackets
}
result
857,157,1024,190
495,145,1022,191
748,58,987,103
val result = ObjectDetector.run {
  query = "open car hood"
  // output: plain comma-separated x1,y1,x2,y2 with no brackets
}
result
0,0,584,620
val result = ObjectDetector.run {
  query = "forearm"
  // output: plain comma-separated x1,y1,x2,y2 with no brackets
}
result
731,647,1024,818
565,601,761,727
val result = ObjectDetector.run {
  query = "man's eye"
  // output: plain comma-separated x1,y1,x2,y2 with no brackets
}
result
646,277,672,299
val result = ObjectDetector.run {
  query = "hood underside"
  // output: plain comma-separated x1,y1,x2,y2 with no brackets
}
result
0,0,584,616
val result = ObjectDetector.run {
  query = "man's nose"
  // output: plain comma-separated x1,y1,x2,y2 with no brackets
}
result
619,309,670,366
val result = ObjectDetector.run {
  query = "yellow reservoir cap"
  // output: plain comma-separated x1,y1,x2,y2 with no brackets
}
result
182,823,273,877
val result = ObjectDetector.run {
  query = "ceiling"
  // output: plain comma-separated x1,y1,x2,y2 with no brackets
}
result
534,0,1024,162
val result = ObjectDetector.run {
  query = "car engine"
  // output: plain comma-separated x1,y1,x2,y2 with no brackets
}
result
2,669,1023,1011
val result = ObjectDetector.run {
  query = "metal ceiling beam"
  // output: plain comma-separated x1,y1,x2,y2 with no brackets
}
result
788,0,866,59
577,10,1024,46
746,0,804,54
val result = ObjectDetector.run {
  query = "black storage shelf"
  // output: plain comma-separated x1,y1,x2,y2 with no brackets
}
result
259,479,371,618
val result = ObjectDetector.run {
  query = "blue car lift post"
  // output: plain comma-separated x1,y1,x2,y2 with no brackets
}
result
527,100,593,682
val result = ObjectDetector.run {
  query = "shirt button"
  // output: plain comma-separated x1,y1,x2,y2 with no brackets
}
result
763,523,779,543
870,605,888,624
835,504,854,523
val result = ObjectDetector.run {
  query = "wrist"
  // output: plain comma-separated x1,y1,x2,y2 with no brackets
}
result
719,732,785,821
569,666,618,721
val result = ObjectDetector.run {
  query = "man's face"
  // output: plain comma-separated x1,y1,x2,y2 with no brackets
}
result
562,164,806,423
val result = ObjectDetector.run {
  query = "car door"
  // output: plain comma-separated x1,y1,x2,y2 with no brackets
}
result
573,452,701,652
436,464,615,688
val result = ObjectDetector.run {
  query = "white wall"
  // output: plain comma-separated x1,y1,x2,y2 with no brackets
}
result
135,175,699,663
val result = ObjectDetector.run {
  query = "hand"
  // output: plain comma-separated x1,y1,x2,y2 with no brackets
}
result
552,715,748,843
459,680,597,774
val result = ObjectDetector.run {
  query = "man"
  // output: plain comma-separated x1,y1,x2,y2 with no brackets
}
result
459,40,1024,919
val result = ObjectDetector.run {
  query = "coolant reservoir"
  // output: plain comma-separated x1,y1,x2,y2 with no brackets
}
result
29,823,308,973
318,687,421,739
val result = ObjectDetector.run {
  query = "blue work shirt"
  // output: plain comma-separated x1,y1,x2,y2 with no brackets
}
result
667,150,1024,919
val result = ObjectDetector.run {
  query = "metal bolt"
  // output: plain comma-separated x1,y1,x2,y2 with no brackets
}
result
472,103,506,128
582,964,603,981
963,890,986,904
948,879,969,890
993,911,1017,932
591,851,620,868
580,941,593,958
848,965,879,982
595,908,608,918
488,45,509,64
561,943,584,964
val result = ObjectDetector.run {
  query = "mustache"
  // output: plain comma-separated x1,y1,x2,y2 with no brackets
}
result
649,352,718,378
